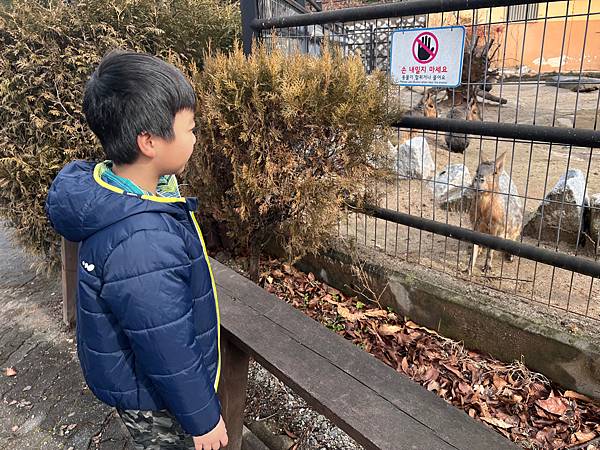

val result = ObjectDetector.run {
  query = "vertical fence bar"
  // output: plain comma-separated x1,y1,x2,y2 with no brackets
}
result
61,237,79,328
242,0,260,55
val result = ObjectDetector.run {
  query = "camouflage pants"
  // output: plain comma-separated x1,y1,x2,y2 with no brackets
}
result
116,408,195,449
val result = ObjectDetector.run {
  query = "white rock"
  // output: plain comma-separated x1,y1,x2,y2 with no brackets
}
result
524,169,588,244
429,164,472,212
589,193,600,244
390,137,434,180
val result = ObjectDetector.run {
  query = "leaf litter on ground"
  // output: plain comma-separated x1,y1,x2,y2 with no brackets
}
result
258,258,600,450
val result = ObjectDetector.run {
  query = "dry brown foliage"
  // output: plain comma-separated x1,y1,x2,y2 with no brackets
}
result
186,42,393,280
260,258,600,450
0,0,239,270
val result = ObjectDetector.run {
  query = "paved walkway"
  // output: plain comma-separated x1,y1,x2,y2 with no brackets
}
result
0,226,134,449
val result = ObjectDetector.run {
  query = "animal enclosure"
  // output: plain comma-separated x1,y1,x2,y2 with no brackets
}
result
242,0,600,322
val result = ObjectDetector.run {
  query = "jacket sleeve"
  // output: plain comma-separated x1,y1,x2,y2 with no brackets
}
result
101,229,221,436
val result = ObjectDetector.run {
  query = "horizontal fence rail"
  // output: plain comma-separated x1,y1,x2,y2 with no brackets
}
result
396,117,600,149
348,200,600,279
252,0,569,29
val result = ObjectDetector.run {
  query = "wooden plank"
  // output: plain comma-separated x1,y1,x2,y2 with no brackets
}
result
211,259,518,450
219,294,455,450
61,237,79,328
218,336,250,450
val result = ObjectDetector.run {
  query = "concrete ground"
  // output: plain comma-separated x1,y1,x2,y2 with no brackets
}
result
0,226,134,449
0,226,273,450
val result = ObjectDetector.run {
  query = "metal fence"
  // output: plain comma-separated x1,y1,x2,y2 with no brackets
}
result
241,0,600,322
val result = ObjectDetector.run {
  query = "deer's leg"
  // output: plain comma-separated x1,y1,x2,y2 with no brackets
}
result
484,248,494,274
468,244,479,274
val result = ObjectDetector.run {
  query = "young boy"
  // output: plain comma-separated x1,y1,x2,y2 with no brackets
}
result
45,50,228,450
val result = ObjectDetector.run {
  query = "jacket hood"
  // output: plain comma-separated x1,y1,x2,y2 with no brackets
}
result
45,160,195,242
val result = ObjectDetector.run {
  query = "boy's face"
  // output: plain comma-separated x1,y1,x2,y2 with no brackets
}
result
154,109,196,176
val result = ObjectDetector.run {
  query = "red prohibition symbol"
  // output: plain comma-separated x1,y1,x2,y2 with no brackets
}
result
412,31,439,64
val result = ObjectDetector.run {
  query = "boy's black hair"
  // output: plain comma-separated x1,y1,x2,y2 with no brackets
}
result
82,50,196,165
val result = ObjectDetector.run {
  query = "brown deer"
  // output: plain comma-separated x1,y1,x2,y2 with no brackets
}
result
468,152,523,274
402,89,438,142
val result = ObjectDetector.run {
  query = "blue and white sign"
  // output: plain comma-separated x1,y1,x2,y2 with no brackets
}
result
390,26,466,88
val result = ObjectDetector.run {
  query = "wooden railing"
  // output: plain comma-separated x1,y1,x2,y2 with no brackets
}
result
61,238,517,450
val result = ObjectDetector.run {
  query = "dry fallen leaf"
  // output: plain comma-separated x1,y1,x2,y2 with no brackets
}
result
321,294,339,305
458,382,472,395
564,390,593,403
5,367,17,377
441,363,463,380
337,305,363,322
378,324,403,336
423,366,439,383
284,428,298,439
536,397,569,416
398,356,408,371
258,258,600,450
481,417,515,429
492,374,507,391
574,431,597,443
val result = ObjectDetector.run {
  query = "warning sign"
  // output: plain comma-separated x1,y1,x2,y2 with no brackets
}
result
390,26,465,88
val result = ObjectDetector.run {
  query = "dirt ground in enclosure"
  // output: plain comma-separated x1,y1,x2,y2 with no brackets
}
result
348,82,600,322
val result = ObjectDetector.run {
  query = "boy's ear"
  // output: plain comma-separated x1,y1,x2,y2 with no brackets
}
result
495,152,506,173
137,132,157,159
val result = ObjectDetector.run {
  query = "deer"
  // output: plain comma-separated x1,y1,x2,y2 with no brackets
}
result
468,152,523,274
402,89,438,142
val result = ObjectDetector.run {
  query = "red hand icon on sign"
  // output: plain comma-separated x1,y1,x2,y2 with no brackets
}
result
413,32,439,64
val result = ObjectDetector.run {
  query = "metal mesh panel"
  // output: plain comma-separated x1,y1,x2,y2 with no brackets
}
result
249,0,600,321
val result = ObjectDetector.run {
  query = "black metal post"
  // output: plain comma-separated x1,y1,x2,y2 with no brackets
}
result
253,0,568,30
395,117,600,149
241,0,260,55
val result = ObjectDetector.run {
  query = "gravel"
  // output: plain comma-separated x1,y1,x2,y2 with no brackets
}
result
244,360,363,450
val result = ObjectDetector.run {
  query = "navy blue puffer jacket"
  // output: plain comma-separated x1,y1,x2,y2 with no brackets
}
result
45,160,222,436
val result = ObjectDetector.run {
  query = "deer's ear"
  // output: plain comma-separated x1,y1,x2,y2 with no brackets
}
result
495,152,506,174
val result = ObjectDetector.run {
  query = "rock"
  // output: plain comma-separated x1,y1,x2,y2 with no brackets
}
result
546,75,600,92
428,164,472,212
390,137,434,180
556,118,573,128
523,169,588,244
589,193,600,244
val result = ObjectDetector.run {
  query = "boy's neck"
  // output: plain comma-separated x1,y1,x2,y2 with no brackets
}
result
112,159,161,196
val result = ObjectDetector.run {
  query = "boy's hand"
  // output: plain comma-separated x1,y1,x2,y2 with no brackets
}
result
193,415,228,449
